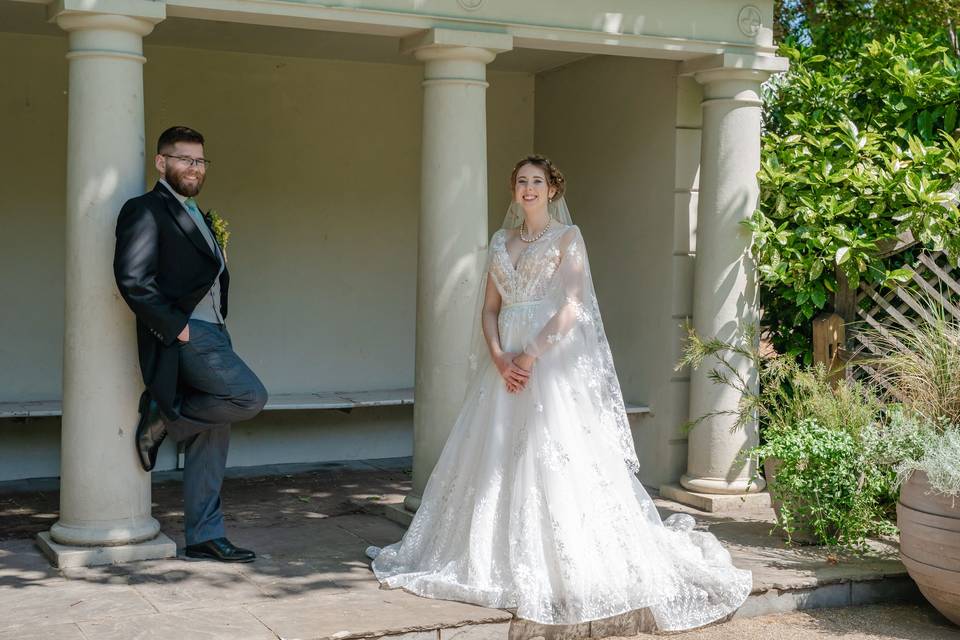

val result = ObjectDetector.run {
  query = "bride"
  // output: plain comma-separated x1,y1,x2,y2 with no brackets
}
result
369,155,752,631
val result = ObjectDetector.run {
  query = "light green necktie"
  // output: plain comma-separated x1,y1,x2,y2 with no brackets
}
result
184,197,203,224
184,197,217,255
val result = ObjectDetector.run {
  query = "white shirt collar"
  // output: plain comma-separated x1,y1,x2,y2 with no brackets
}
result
159,179,189,205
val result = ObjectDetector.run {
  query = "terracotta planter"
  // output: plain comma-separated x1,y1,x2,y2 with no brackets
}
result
898,470,960,626
763,457,818,544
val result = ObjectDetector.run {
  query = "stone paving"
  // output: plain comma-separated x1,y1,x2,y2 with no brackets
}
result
0,459,944,639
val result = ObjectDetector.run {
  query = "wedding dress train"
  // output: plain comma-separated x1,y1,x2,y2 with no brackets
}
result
371,223,752,630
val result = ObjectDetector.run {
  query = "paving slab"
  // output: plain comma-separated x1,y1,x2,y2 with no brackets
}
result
0,538,59,585
76,606,276,640
442,622,511,640
245,586,512,640
0,578,155,629
0,461,937,640
386,633,439,640
635,603,960,640
229,519,372,562
234,555,344,598
126,558,275,612
331,512,408,548
0,623,86,640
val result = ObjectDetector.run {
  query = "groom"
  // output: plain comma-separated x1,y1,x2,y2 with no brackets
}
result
114,125,268,563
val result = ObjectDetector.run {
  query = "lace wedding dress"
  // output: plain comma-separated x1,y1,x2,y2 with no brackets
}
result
371,220,752,630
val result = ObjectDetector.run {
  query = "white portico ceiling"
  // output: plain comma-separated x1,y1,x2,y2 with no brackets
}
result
1,1,592,72
2,0,777,67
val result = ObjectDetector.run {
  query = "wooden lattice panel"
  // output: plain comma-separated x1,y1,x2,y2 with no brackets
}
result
849,251,960,392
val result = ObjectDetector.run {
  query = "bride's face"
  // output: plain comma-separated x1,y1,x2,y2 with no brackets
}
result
514,164,556,215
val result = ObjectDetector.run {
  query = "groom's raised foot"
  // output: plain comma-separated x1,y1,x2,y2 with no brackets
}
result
135,392,166,472
184,537,256,563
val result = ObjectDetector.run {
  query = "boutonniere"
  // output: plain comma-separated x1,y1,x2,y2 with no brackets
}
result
206,209,230,261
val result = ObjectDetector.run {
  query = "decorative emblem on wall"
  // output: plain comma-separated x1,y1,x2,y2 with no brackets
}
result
737,5,763,37
457,0,484,10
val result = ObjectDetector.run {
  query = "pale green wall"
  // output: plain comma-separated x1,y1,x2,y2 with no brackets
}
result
1,33,67,402
534,55,687,488
0,31,534,481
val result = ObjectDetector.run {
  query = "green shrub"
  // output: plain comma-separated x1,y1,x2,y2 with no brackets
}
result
680,327,897,547
754,417,897,546
751,33,960,361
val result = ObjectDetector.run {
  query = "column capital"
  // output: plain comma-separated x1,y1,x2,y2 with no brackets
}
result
400,28,513,63
680,53,788,105
680,52,789,85
50,0,165,35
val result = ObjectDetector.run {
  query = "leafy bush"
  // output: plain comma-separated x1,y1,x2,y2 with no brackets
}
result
750,33,960,361
754,417,897,546
679,327,897,547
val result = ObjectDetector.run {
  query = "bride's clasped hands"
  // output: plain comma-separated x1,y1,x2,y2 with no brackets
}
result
491,350,533,393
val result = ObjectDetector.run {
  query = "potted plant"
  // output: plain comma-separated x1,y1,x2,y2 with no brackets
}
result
680,326,897,547
858,304,960,624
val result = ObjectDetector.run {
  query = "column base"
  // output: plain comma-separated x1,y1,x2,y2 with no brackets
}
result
680,473,766,495
660,483,771,513
50,516,161,547
403,493,421,513
36,531,176,568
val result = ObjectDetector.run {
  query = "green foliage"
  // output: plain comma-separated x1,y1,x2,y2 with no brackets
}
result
873,408,960,498
750,33,960,359
679,325,881,436
858,298,960,424
680,327,897,547
897,423,960,497
754,418,897,547
857,301,960,497
775,0,960,55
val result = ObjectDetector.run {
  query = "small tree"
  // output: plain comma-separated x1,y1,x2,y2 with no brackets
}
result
750,34,960,361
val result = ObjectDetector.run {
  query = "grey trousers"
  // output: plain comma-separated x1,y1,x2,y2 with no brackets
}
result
165,320,268,546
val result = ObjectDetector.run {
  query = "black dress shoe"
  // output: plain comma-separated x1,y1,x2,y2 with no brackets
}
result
184,537,256,563
135,391,166,472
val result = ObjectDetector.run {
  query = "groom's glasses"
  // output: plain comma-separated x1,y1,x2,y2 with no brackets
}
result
162,154,211,169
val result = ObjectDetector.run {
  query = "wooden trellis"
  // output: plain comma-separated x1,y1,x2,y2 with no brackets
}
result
847,251,960,391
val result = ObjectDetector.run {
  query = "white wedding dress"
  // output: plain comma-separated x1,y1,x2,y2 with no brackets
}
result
371,221,752,630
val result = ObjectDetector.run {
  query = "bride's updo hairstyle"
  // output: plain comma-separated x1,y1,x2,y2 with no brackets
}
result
510,155,566,201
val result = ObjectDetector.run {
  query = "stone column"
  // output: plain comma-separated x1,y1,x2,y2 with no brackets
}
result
38,3,174,567
400,30,512,511
679,54,787,497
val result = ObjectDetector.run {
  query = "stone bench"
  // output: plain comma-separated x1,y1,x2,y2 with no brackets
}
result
0,390,650,419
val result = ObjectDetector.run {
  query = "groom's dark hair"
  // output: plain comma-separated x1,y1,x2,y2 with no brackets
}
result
157,126,205,153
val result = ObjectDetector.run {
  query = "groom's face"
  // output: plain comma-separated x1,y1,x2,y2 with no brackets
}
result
156,141,207,198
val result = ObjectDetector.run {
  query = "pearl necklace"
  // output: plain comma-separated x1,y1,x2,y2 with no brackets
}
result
520,218,551,243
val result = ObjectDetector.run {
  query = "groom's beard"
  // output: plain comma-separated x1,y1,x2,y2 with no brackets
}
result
164,165,205,198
